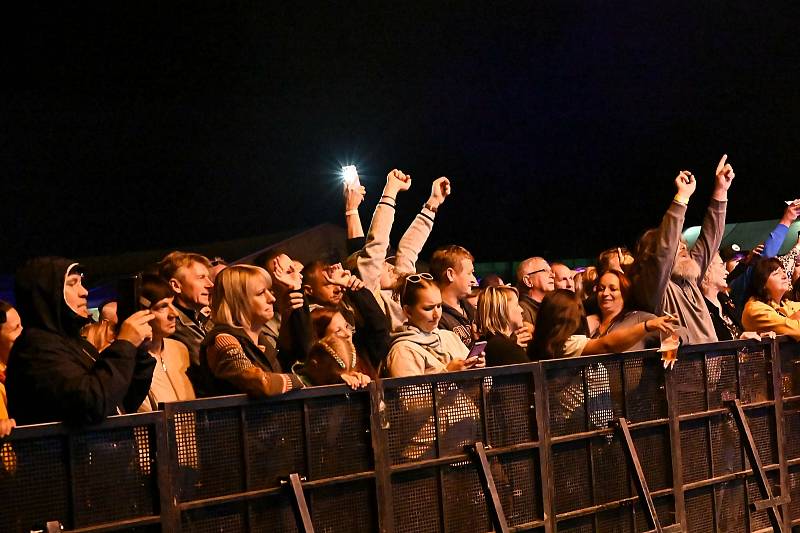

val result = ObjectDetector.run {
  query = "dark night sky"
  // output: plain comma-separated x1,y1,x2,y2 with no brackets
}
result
3,3,800,272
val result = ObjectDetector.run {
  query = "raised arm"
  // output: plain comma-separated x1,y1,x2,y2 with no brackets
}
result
344,178,367,254
633,171,696,312
356,169,411,290
582,315,677,355
690,155,734,276
394,177,451,274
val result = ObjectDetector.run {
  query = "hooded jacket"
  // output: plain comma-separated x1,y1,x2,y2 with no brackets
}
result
386,325,468,377
6,257,155,425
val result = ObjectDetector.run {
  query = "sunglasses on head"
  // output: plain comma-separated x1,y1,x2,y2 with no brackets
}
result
406,273,433,284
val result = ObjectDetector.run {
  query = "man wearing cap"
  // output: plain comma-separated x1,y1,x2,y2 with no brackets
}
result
720,244,745,273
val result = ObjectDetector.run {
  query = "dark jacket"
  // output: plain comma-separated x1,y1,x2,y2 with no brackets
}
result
704,294,743,342
281,287,391,371
518,294,541,327
439,300,475,348
171,302,212,390
6,257,154,425
480,333,529,367
199,323,303,398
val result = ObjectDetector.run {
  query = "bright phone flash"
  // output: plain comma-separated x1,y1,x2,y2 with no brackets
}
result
342,165,358,187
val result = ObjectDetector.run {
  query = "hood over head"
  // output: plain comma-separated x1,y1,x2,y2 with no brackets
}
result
15,257,90,337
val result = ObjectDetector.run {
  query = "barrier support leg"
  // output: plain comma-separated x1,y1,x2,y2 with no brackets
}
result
724,399,788,533
466,441,510,533
615,417,663,533
282,473,315,533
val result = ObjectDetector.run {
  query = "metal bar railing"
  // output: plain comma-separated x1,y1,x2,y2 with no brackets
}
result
1,337,798,532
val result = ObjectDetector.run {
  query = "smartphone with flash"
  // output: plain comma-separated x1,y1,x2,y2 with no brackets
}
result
467,341,487,360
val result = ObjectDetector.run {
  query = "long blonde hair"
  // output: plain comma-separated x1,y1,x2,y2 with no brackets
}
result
476,285,519,336
211,265,272,330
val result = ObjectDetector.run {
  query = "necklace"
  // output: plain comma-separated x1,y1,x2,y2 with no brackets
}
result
319,340,357,370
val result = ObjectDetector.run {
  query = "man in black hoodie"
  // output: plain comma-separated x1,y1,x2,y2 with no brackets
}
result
6,257,155,425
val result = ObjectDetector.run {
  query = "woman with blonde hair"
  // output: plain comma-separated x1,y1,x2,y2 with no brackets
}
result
475,286,529,366
199,265,304,397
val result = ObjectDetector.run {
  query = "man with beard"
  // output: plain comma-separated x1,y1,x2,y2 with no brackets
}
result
631,155,735,344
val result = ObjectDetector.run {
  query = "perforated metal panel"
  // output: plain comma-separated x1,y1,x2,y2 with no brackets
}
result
624,356,667,423
249,495,298,533
0,437,69,532
788,465,800,524
174,406,244,501
680,419,711,484
552,440,591,514
713,480,747,533
598,506,635,532
490,451,541,527
746,471,781,531
672,357,706,415
442,462,492,533
556,515,593,532
591,436,629,504
785,404,800,460
245,401,305,489
738,348,769,404
181,501,246,533
391,468,442,533
385,384,436,464
710,413,743,477
547,367,586,437
484,373,536,447
631,425,671,492
707,353,738,410
310,480,376,532
685,486,715,533
744,407,777,467
307,394,372,479
71,425,157,526
436,379,483,457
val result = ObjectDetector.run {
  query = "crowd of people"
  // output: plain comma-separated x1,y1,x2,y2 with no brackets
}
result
1,155,800,437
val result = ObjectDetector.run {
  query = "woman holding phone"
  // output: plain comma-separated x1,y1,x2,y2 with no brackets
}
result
386,273,484,377
475,285,529,366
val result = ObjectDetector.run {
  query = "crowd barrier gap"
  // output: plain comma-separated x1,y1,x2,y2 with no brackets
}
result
3,336,800,533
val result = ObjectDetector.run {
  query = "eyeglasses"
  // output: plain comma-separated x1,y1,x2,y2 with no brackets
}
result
210,257,226,267
525,268,552,277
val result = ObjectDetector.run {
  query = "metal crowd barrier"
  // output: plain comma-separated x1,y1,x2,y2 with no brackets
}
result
2,337,799,532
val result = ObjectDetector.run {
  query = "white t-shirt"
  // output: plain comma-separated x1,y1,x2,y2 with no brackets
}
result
561,335,590,357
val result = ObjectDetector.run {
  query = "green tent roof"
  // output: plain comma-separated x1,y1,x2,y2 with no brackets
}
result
683,220,800,255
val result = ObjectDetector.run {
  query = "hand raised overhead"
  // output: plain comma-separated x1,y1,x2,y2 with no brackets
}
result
674,170,697,199
385,169,411,195
715,154,735,191
427,177,451,209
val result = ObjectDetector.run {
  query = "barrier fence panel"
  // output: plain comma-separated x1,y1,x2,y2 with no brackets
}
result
538,349,679,533
778,339,800,528
671,339,789,533
161,385,378,533
380,363,544,533
3,337,799,533
0,411,167,533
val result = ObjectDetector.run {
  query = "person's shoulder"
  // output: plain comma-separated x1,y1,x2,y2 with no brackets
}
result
165,338,190,357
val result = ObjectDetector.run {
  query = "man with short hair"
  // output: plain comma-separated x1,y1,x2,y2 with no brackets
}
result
158,251,214,383
631,156,735,344
430,245,477,347
516,256,554,329
551,263,576,292
302,260,345,308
